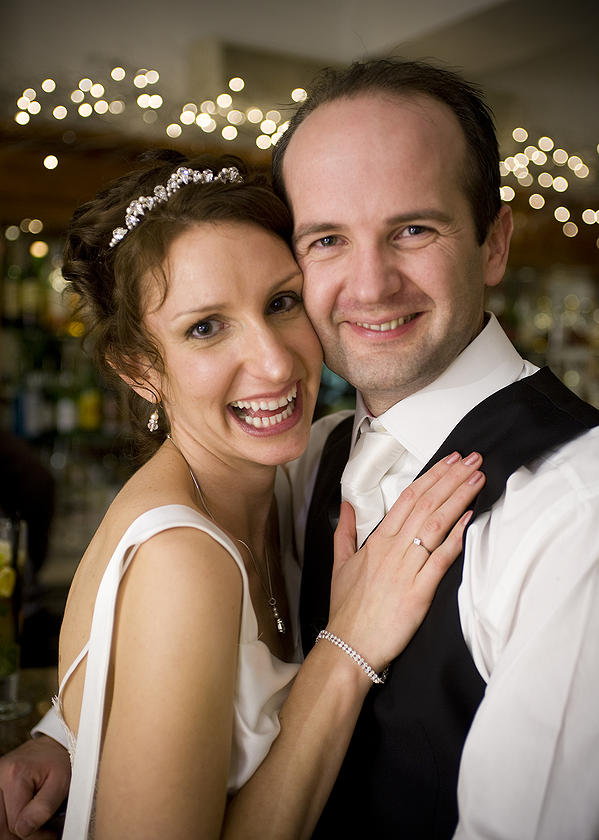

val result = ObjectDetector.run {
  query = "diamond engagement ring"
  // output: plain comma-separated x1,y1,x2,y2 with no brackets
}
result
413,537,432,554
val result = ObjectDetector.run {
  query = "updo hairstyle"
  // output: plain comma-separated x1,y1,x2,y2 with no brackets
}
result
62,149,293,454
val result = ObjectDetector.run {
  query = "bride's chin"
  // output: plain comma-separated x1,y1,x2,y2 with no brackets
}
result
234,419,311,467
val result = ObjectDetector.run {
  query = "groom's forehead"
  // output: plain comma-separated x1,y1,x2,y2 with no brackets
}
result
280,92,441,186
281,94,451,223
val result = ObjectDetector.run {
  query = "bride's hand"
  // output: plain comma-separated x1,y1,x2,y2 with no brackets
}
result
327,451,485,675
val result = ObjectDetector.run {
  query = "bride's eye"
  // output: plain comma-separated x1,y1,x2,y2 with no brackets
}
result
188,318,223,339
268,292,301,314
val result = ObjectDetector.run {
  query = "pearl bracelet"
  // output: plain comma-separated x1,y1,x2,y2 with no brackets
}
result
315,630,389,685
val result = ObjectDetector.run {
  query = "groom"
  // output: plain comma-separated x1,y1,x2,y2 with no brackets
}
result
1,59,599,839
271,59,599,837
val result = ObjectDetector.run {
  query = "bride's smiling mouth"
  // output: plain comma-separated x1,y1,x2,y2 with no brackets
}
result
228,383,302,434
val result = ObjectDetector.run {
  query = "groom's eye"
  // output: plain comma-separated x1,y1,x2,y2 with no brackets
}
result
315,235,339,248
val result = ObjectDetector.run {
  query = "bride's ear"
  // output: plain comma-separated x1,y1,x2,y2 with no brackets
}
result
107,354,162,405
120,375,160,405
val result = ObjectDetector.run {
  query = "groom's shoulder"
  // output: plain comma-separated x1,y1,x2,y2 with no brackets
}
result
297,408,354,473
312,409,355,441
311,410,355,461
284,410,354,511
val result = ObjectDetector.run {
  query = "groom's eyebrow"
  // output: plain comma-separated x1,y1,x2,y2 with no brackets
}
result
293,209,453,245
292,223,342,245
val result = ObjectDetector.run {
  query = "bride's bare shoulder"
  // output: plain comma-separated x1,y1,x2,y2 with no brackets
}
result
98,444,196,537
64,444,201,615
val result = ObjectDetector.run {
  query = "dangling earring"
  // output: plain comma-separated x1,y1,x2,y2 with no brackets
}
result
147,406,159,432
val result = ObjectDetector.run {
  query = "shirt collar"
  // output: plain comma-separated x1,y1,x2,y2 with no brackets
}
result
351,314,532,462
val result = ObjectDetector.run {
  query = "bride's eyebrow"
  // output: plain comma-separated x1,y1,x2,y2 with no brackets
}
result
171,270,302,321
271,269,303,287
173,305,224,320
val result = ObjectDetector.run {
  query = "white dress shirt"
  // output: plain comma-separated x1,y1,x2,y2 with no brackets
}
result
287,314,599,840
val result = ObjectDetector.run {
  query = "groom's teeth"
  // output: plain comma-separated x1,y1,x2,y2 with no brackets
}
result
356,314,416,331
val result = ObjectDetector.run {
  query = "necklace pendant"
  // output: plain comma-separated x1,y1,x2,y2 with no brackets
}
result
269,598,286,635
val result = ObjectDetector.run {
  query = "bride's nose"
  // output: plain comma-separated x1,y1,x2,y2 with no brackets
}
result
242,323,295,383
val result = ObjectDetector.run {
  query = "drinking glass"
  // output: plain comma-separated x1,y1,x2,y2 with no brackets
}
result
0,517,32,720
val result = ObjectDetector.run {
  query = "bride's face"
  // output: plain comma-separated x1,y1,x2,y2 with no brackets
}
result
143,221,323,468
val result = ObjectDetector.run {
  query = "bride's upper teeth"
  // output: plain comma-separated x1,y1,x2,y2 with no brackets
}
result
356,315,415,331
230,384,297,411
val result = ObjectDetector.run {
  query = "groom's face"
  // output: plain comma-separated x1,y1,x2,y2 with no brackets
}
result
282,93,508,415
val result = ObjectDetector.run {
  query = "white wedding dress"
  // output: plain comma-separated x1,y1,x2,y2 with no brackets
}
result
54,501,301,839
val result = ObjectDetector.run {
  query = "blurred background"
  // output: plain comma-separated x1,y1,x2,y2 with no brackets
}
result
1,0,598,666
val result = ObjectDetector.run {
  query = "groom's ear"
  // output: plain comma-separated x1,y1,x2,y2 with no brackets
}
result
483,205,513,289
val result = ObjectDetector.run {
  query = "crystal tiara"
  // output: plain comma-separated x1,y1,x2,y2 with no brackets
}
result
109,165,244,248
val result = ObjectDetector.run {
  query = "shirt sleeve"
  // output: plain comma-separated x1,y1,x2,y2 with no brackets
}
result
31,706,69,747
455,428,599,839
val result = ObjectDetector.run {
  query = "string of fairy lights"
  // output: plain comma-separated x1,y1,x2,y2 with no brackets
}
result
5,65,307,252
499,127,599,244
5,64,599,251
12,65,304,154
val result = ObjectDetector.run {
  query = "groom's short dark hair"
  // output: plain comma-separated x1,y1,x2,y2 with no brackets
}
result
271,58,501,245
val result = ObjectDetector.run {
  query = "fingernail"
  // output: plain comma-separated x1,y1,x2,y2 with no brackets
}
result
467,470,483,484
463,452,480,465
461,510,473,525
445,451,460,464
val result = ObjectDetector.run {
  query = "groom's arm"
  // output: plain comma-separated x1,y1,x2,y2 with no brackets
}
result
454,431,599,839
29,709,68,746
0,710,70,838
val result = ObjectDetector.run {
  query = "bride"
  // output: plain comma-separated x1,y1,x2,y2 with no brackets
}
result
19,151,484,838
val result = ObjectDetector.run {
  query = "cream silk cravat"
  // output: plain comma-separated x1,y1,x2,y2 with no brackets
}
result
341,418,405,548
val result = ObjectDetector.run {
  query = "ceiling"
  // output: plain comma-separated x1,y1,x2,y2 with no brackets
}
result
2,0,596,139
0,0,508,88
0,0,598,264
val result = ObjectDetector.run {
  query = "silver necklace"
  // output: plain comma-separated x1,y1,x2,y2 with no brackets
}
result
166,434,286,635
236,539,286,635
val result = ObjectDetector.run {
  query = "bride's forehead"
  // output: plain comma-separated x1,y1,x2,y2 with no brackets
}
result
145,229,297,314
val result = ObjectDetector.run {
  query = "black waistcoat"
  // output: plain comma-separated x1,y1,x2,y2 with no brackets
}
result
301,367,599,838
